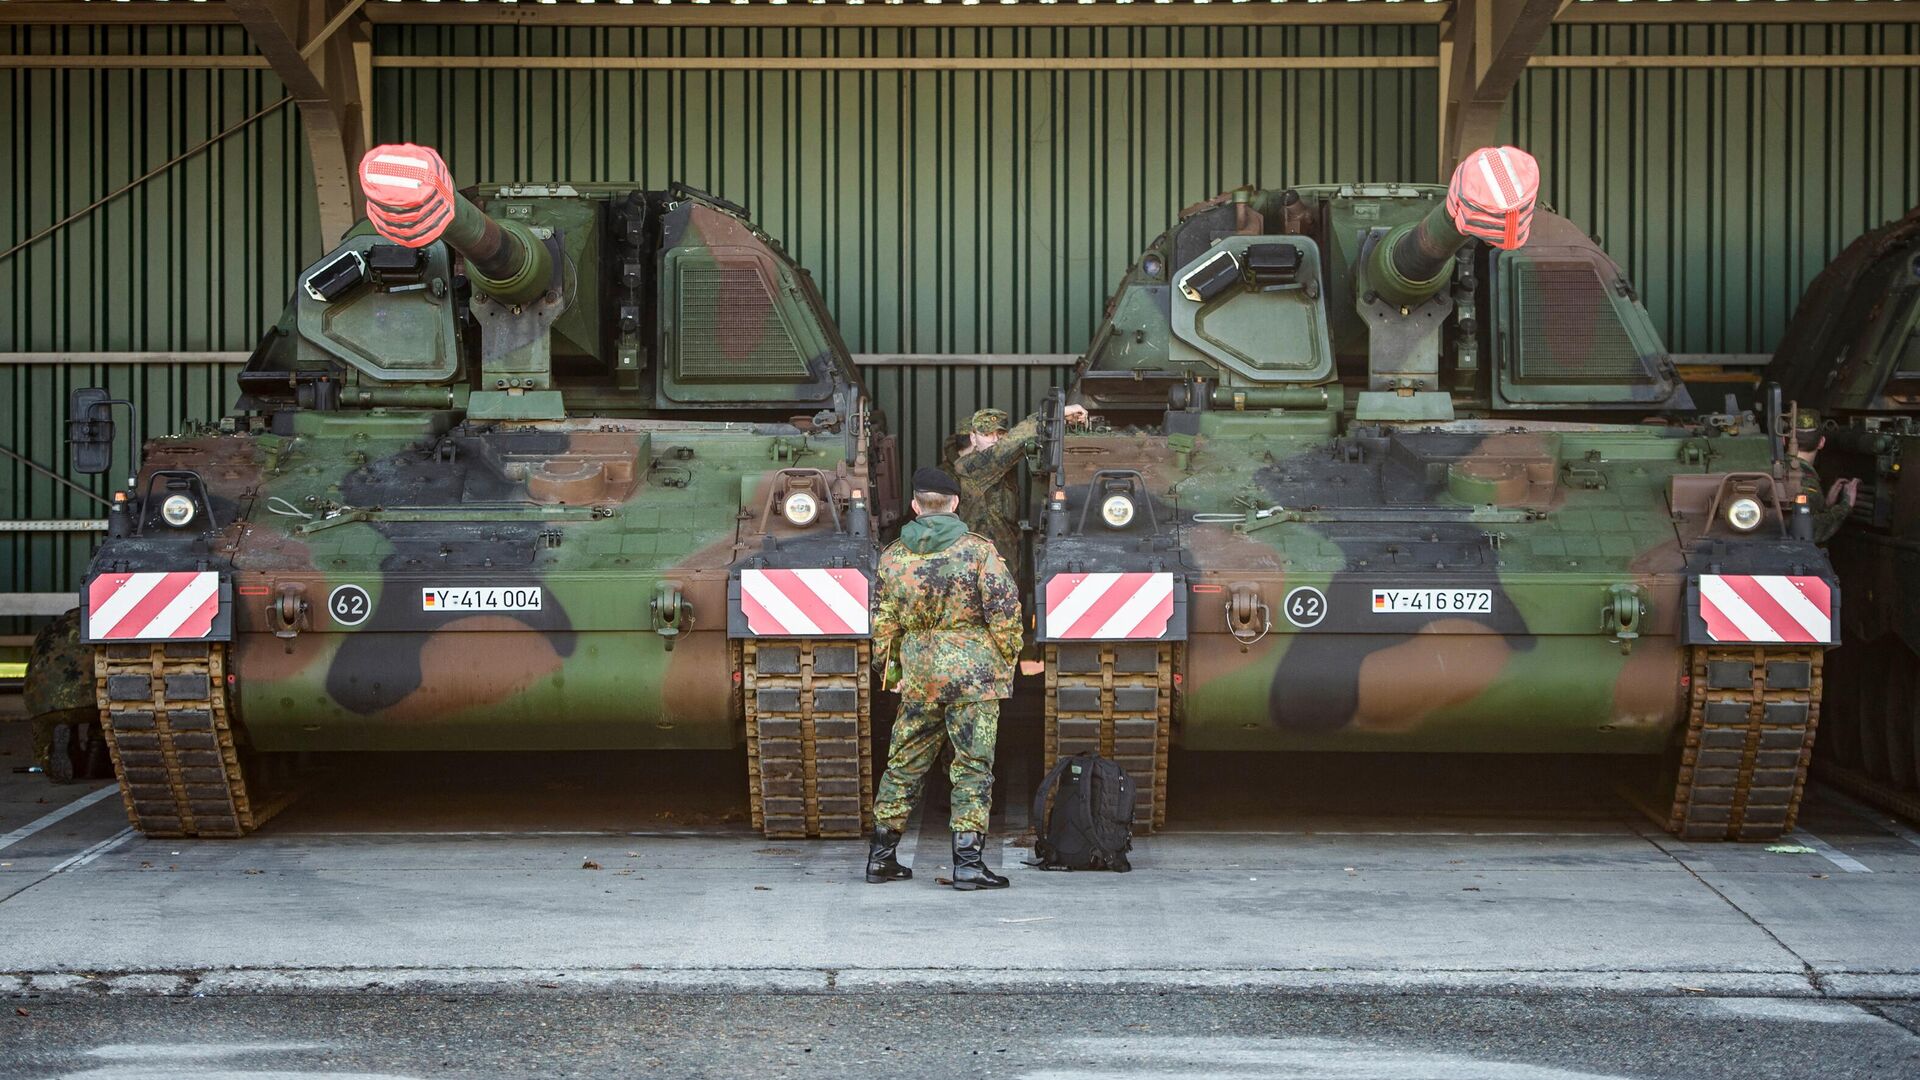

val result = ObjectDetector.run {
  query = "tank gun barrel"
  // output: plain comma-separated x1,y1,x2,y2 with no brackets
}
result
1367,146,1541,308
358,143,553,309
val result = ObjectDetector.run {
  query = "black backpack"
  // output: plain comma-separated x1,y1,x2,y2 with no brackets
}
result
1028,752,1135,872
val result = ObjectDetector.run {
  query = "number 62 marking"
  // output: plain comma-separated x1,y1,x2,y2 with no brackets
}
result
1283,585,1327,629
328,584,372,627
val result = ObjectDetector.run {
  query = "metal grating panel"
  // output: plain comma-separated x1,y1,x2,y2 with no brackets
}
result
674,261,810,381
1510,260,1651,384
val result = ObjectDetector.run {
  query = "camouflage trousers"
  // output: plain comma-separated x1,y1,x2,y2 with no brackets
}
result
871,699,999,833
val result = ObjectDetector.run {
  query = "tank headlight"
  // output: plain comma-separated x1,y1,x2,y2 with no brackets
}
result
782,490,819,528
160,494,197,529
1726,496,1764,533
1100,493,1136,529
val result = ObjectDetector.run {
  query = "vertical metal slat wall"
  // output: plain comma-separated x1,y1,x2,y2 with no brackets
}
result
4,17,1918,605
2,24,311,609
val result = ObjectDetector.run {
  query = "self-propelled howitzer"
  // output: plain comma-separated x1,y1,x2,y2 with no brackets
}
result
1037,146,1838,840
39,143,900,839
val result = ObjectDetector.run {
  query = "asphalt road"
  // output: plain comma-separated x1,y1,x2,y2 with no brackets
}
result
4,990,1918,1079
6,699,1920,1078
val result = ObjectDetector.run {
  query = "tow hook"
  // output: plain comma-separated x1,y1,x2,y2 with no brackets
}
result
1602,583,1643,655
269,583,311,641
1227,581,1272,648
651,582,690,650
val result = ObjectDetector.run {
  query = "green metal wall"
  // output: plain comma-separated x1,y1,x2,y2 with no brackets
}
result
374,24,1439,355
4,18,1918,603
2,26,307,608
1515,21,1920,354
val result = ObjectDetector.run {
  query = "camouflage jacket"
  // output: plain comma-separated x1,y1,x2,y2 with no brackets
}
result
950,413,1041,569
1798,463,1854,544
872,512,1023,702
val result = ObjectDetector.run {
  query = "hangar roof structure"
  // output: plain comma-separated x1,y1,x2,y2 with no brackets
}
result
2,0,1914,241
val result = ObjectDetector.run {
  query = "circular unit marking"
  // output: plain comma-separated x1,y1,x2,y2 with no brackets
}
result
328,583,373,627
1283,585,1327,629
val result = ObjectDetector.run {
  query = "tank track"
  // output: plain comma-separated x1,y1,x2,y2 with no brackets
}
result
1043,641,1172,831
743,638,873,839
1816,760,1920,825
1666,644,1823,841
95,641,272,838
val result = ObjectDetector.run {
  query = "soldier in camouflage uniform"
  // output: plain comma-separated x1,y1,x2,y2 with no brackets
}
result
865,467,1024,890
1794,411,1860,543
948,404,1087,583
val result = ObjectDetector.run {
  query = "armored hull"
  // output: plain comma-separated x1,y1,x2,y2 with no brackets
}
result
35,146,899,839
1035,151,1838,839
1765,204,1920,812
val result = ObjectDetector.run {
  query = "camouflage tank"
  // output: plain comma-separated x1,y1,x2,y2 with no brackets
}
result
1033,146,1840,840
1764,204,1920,813
31,143,899,839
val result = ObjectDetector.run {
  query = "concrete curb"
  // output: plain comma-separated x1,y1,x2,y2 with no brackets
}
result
7,967,1920,999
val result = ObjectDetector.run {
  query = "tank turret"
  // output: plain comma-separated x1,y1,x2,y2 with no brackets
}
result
1078,144,1682,421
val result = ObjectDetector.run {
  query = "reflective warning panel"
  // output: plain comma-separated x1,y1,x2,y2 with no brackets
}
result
1690,574,1836,645
1043,572,1177,641
736,568,871,637
83,571,228,643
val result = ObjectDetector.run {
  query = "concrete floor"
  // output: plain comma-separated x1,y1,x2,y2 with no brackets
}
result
3,701,1919,1077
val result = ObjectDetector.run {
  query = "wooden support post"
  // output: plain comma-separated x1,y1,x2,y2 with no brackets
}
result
1440,0,1562,173
228,0,369,249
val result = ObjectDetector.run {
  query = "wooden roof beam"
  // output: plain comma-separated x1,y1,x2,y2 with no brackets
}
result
1440,0,1561,174
6,1,1920,29
227,0,370,248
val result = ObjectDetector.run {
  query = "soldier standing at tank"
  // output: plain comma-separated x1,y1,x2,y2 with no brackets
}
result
1793,410,1860,543
865,467,1024,891
947,403,1088,583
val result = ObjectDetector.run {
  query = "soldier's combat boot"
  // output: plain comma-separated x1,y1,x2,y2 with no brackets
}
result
950,830,1009,891
865,827,912,883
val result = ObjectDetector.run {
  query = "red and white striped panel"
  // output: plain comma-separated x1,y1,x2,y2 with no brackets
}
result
1699,574,1834,645
1044,572,1175,640
739,568,870,636
86,571,221,641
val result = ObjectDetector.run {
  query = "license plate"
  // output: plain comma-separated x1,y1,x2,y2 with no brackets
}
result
1371,588,1491,614
421,587,543,613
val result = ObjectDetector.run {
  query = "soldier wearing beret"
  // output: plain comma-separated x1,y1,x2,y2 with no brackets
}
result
948,403,1087,583
865,466,1023,890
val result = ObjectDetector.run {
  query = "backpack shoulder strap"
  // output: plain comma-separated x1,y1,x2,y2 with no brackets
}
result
1030,754,1076,838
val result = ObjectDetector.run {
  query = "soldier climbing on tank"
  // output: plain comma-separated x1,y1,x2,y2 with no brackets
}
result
865,467,1024,890
946,403,1088,583
1794,410,1860,543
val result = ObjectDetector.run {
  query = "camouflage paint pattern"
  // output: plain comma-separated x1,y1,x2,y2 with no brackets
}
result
58,181,893,753
872,514,1022,702
871,699,1000,832
1042,179,1835,754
